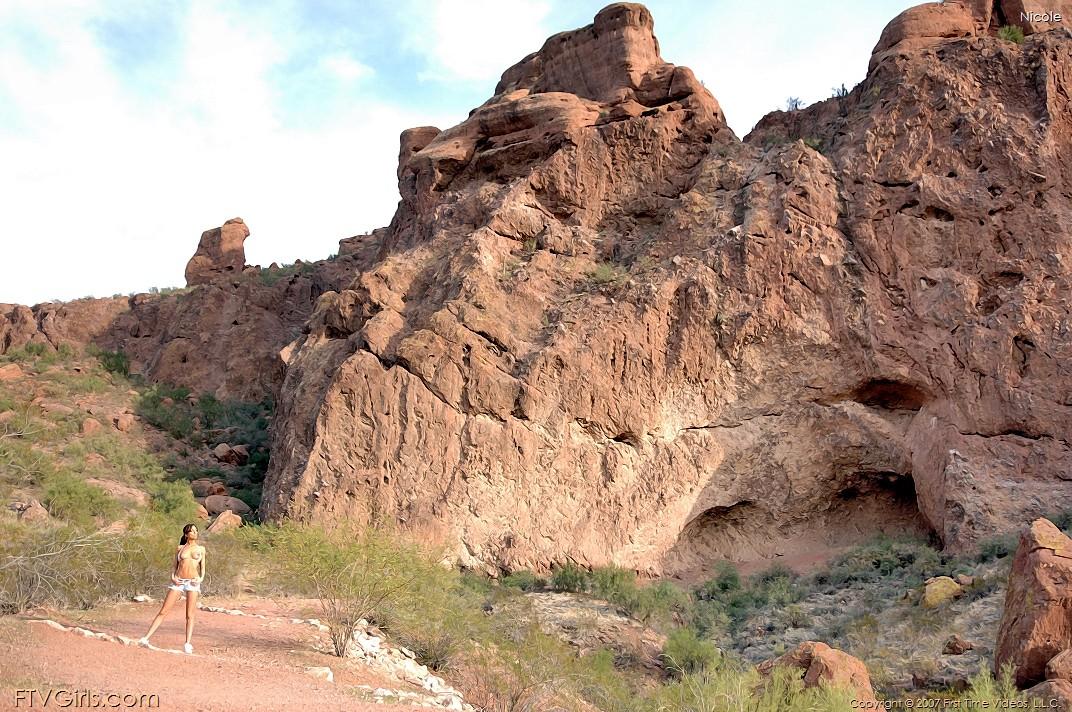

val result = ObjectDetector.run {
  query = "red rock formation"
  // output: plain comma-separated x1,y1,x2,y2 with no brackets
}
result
995,519,1072,687
1,298,129,354
757,641,876,702
257,2,1072,576
184,217,250,286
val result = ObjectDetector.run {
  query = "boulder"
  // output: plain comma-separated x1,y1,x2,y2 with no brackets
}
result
0,363,25,381
995,519,1072,687
40,402,74,416
195,503,210,521
203,494,251,517
1025,679,1072,712
757,641,876,702
114,413,136,432
922,576,963,608
943,634,974,655
85,478,149,507
18,499,50,524
1049,650,1072,682
190,479,228,498
80,418,102,436
184,218,249,286
207,509,242,533
212,443,247,465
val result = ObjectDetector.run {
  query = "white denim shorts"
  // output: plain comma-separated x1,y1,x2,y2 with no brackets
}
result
168,578,201,594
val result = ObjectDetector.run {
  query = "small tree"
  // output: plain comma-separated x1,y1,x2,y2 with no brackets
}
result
786,97,804,112
270,524,431,657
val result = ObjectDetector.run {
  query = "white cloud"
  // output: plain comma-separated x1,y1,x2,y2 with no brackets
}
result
0,1,447,305
321,53,374,82
403,0,553,83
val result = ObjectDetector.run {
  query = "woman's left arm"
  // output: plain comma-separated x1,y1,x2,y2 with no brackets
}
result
198,547,207,582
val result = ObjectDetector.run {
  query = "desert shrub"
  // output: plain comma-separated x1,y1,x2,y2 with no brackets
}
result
502,570,546,592
587,262,627,287
0,343,51,364
453,620,583,712
629,580,693,625
259,523,444,657
96,350,129,376
976,534,1016,563
42,473,118,525
696,560,740,599
551,562,589,593
661,627,720,677
136,384,196,440
66,434,168,484
650,663,852,711
148,479,199,521
802,137,823,152
998,24,1025,43
0,520,177,613
590,565,636,601
814,537,943,589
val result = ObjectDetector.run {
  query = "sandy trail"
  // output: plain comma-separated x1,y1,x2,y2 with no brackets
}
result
0,596,436,711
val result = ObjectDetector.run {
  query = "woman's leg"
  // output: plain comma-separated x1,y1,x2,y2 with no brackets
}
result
143,587,182,640
184,589,198,646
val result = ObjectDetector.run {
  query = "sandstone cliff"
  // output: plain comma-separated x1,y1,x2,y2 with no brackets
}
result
258,2,1072,575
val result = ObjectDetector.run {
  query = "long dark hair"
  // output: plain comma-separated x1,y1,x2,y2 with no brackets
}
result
179,523,196,545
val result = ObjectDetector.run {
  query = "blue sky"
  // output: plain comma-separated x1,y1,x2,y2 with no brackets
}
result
0,0,915,305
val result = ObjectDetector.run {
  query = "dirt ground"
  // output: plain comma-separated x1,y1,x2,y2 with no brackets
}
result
0,596,436,711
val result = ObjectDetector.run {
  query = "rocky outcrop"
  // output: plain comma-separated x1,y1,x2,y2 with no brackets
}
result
870,0,1071,70
995,519,1072,687
260,3,1072,575
1,298,129,355
757,641,876,702
184,218,249,286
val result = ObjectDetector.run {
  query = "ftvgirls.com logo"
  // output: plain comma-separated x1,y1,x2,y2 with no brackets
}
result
13,689,160,708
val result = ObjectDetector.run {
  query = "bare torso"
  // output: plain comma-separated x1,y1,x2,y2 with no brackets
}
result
174,544,205,579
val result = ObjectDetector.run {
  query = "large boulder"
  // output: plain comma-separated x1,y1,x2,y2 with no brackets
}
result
921,576,963,608
207,509,243,533
1048,649,1072,682
1026,679,1072,711
184,218,250,287
995,519,1072,687
203,494,251,517
757,641,876,702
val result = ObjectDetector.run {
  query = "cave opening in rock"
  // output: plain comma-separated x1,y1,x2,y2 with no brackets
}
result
662,471,930,580
852,379,929,410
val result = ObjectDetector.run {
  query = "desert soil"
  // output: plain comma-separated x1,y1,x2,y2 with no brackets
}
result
0,596,433,711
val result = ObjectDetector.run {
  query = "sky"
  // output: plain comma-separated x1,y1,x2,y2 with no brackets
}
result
0,0,915,305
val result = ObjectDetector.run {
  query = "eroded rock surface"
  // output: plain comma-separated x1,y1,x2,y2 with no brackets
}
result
995,519,1072,687
184,217,250,286
259,3,1072,575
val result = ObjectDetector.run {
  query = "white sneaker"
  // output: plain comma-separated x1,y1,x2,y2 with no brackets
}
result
183,642,193,654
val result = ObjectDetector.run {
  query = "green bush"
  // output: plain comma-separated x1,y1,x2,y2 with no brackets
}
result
998,24,1025,44
502,570,546,592
587,262,627,286
97,350,129,376
661,627,720,677
43,473,118,525
258,523,446,657
976,535,1016,563
148,480,199,521
551,562,589,593
136,384,196,440
590,566,635,600
696,560,740,599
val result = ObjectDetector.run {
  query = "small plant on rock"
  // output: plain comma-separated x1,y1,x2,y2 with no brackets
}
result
998,25,1025,44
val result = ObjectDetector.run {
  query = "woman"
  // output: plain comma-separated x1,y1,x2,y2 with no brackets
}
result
139,523,206,654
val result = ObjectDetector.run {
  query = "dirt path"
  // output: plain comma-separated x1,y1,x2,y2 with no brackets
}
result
0,597,439,711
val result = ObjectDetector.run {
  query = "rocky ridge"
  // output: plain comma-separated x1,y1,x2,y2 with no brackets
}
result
259,1,1072,578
